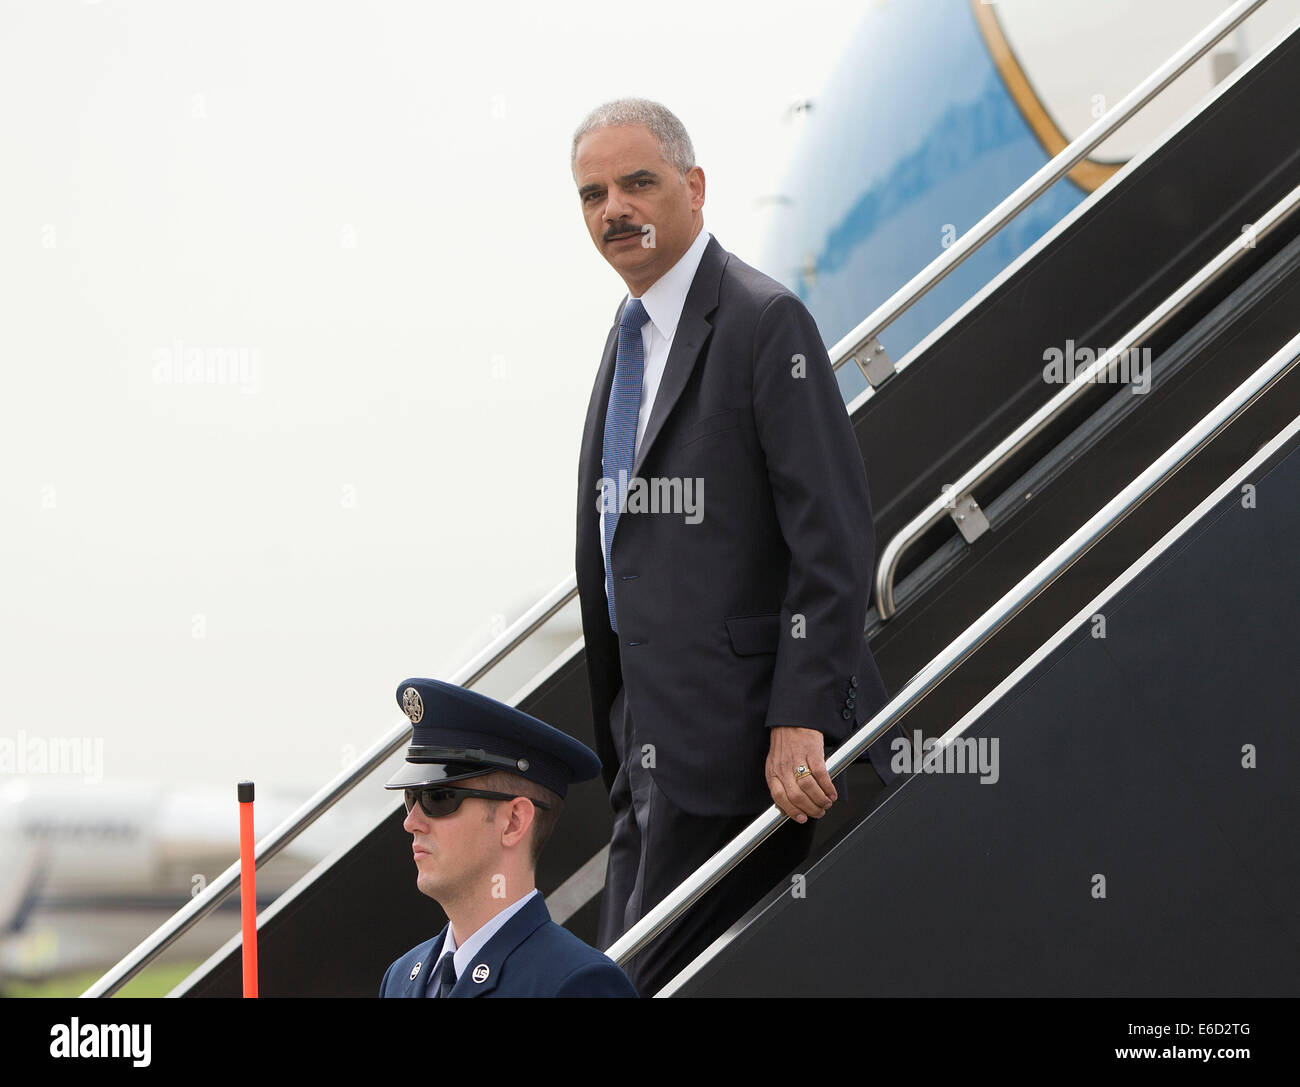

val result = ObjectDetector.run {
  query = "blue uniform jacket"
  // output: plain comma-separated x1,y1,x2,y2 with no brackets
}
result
378,893,637,998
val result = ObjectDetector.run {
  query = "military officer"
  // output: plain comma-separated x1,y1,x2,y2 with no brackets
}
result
378,677,637,998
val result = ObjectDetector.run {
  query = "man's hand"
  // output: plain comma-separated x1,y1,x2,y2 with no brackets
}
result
765,726,838,823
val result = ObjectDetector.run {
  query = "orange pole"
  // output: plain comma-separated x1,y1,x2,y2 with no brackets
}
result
238,780,258,997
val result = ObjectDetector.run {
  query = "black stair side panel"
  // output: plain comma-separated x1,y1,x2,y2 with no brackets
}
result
676,438,1300,996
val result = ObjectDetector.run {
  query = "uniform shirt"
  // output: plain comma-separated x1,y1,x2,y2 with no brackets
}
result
600,227,713,600
428,887,540,995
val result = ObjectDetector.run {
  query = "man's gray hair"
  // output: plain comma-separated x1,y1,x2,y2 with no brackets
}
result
571,98,696,178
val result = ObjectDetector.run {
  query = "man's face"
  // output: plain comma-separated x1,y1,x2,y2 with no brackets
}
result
403,780,502,905
574,124,705,296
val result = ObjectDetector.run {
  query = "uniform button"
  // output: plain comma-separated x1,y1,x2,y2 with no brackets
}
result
847,693,856,704
842,708,853,720
850,675,859,688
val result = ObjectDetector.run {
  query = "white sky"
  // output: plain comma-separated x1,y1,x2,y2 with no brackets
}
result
0,0,864,793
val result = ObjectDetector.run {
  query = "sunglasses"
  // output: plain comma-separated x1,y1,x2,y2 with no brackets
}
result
403,786,552,819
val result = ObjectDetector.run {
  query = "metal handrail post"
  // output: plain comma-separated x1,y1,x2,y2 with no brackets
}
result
874,179,1300,617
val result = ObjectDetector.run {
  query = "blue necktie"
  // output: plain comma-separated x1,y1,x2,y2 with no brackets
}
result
603,297,649,632
434,951,456,998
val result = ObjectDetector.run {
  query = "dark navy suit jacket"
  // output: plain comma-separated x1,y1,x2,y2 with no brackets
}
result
378,893,636,998
576,234,895,817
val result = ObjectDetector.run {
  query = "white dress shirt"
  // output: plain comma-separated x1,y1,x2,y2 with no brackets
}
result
430,887,540,994
599,227,713,595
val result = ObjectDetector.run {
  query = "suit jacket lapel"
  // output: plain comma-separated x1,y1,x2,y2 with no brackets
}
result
450,893,551,998
399,928,446,998
578,236,728,549
579,319,620,518
631,235,726,478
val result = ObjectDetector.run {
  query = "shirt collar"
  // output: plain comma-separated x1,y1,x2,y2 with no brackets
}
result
437,888,541,979
628,227,711,343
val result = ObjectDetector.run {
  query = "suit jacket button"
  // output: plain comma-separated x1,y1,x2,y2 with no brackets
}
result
850,675,859,688
842,708,853,720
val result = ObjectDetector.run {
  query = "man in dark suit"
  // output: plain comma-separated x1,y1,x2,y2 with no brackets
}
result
571,99,900,995
378,678,636,998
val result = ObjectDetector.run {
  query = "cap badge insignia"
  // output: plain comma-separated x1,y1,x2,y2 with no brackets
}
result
402,687,424,724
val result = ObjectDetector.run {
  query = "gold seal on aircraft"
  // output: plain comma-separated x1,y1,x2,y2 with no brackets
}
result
402,687,424,724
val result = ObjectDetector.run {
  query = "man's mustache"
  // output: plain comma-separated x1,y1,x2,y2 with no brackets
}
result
604,223,648,241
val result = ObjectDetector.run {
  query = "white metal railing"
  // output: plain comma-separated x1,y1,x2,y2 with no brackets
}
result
875,179,1300,617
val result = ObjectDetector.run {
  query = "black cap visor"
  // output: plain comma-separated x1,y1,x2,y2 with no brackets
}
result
384,760,497,790
385,744,531,790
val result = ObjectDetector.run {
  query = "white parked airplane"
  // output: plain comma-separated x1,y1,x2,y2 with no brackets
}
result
0,779,367,986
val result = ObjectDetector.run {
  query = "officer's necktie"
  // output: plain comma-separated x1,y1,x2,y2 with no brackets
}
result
435,951,457,998
602,297,650,632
